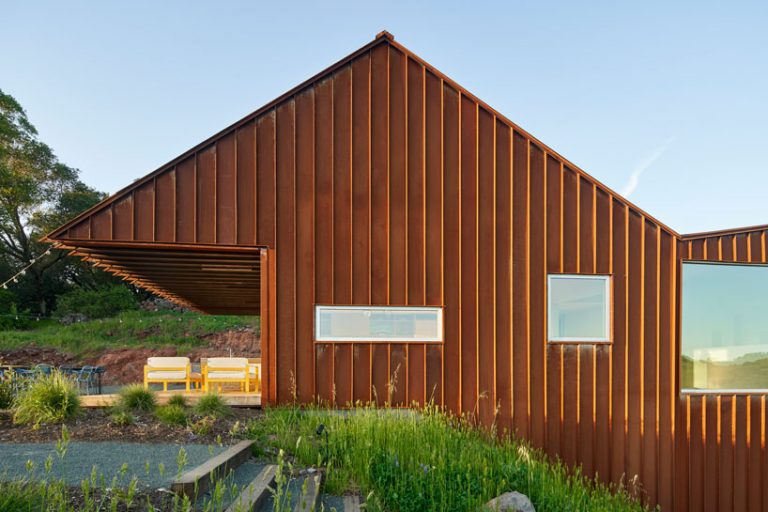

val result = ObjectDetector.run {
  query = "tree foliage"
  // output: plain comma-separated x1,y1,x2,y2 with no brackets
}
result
0,88,117,315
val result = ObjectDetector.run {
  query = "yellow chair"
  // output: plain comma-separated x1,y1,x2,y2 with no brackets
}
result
203,358,249,393
247,358,262,394
144,357,191,391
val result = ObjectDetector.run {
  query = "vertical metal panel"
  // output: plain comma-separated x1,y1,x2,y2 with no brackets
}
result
196,147,216,244
460,95,478,416
175,157,195,243
477,107,495,425
275,101,295,402
295,90,315,402
236,122,257,246
155,169,176,242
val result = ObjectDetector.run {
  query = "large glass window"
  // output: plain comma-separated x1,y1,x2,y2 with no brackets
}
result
682,262,768,391
315,306,443,342
547,275,611,342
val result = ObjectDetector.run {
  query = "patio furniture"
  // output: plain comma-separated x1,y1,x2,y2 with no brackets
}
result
73,365,98,395
59,366,106,394
203,357,249,393
144,357,192,391
247,358,261,394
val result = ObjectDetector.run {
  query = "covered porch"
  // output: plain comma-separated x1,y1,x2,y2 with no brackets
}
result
46,239,276,406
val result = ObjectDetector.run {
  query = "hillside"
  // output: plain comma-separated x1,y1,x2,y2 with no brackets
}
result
0,311,260,385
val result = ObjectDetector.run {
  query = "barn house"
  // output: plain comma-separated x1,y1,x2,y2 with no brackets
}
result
47,32,768,511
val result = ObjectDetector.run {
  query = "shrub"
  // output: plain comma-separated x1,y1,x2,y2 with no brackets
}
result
0,295,32,330
167,394,188,407
54,285,137,320
194,393,231,418
109,408,134,426
190,416,215,436
0,379,14,409
156,404,188,427
13,372,80,427
118,384,156,412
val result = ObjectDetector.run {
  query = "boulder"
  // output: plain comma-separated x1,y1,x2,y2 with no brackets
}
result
484,491,535,512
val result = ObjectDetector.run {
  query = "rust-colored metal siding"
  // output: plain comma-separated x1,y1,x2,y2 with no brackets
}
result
47,33,767,511
679,228,768,512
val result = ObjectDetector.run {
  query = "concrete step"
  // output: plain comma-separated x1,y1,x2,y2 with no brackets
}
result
171,440,254,498
294,472,323,512
225,464,277,512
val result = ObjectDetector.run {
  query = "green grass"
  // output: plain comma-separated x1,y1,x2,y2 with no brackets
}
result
155,404,188,427
248,404,651,512
108,408,134,426
167,394,188,408
194,392,232,418
117,385,156,412
13,372,81,428
0,310,255,356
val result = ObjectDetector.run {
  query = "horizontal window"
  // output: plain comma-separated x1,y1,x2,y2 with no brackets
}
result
315,306,443,342
547,274,611,343
682,262,768,392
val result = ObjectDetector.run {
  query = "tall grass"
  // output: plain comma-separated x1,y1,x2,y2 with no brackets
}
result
13,372,80,427
248,404,651,512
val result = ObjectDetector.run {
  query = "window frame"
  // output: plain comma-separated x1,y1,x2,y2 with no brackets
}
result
314,305,444,343
680,260,768,394
547,274,612,344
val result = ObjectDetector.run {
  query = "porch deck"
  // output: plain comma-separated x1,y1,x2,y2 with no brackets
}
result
80,390,261,408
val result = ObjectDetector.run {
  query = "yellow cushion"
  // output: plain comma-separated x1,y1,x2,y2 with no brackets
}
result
206,357,247,369
147,357,189,368
207,370,246,380
147,370,187,380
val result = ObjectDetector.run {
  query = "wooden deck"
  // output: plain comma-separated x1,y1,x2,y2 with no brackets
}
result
81,391,261,408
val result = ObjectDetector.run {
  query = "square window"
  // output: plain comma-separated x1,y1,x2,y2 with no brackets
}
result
547,275,611,343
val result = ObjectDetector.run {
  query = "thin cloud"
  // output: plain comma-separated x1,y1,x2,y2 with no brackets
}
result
621,137,675,198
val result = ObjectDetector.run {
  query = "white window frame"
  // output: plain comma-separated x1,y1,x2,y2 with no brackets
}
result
547,274,612,343
314,305,444,343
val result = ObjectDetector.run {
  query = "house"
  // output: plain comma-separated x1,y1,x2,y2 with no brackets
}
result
46,32,767,511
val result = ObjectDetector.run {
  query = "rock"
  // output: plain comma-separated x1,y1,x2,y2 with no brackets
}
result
484,491,535,512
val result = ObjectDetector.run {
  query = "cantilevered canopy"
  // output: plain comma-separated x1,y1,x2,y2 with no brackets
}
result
50,240,261,315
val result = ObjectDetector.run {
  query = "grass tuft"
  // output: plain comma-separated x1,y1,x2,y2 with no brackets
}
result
156,404,188,427
0,379,14,409
12,371,80,427
167,394,188,408
194,393,231,418
108,408,135,426
118,385,156,412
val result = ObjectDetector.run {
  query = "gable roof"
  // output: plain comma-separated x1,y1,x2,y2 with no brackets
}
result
45,31,681,243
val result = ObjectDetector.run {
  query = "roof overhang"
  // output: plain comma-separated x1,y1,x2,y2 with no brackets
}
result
50,239,262,315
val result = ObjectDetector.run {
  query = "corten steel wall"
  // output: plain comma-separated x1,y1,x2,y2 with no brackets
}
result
48,34,764,511
678,227,768,512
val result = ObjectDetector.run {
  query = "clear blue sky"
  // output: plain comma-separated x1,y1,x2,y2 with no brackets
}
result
3,1,767,234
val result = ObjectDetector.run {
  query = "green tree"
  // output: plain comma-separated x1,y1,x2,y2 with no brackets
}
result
0,88,107,314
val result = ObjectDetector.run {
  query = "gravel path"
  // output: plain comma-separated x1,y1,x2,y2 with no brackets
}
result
0,441,227,489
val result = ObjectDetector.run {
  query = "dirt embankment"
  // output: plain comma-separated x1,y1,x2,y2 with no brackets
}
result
0,328,260,386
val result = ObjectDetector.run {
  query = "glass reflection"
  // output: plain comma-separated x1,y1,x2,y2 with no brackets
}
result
682,262,768,390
